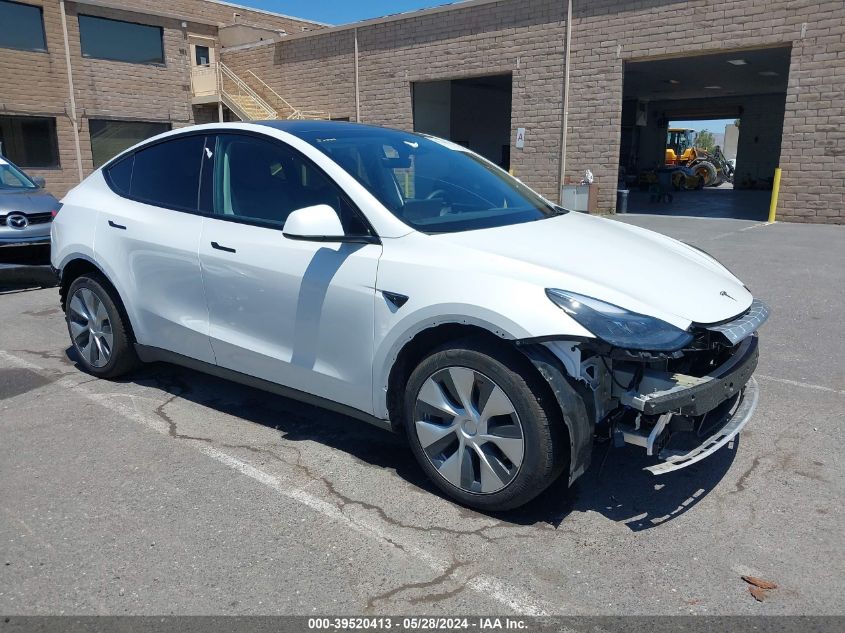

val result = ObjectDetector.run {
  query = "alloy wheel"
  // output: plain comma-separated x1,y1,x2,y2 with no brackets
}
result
68,287,114,368
413,366,524,494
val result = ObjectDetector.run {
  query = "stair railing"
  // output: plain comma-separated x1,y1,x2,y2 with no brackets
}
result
218,63,277,120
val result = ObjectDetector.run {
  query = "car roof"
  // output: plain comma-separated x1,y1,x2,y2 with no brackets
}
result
254,119,414,138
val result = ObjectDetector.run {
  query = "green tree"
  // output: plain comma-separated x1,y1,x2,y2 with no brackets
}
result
694,129,716,152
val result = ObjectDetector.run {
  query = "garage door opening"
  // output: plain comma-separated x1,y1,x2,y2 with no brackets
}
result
619,47,791,219
412,74,512,170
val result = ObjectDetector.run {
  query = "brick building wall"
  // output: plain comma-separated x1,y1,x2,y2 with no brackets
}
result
223,28,358,122
0,0,322,196
356,0,567,199
566,0,844,223
225,0,568,200
222,0,844,224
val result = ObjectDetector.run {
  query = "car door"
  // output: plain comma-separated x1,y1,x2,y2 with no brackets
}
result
198,132,382,414
94,133,216,364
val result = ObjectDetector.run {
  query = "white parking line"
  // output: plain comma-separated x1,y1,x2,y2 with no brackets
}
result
756,373,845,396
0,349,551,616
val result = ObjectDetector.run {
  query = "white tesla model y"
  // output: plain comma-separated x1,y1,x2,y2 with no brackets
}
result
51,122,769,510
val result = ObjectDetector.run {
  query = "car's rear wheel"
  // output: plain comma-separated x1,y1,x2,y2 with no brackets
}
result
66,273,138,378
404,340,566,511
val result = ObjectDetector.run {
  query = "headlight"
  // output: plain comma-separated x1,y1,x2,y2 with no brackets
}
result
545,289,693,351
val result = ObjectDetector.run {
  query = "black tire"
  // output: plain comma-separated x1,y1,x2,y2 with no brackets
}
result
403,339,568,511
65,273,139,378
693,160,718,187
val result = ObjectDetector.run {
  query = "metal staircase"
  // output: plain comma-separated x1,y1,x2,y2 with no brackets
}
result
190,62,329,122
244,71,329,120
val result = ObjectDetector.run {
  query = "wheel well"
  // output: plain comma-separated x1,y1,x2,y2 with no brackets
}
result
59,258,136,343
385,323,562,433
59,259,100,311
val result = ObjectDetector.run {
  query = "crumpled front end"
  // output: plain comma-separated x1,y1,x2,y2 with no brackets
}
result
533,299,770,479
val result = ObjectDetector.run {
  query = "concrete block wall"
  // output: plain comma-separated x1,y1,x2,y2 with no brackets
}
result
356,0,567,199
0,0,322,197
124,0,324,33
777,2,845,223
224,0,568,200
0,0,83,195
568,0,844,223
223,28,358,122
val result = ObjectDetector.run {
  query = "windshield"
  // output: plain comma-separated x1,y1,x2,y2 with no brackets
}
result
0,157,38,190
295,127,562,233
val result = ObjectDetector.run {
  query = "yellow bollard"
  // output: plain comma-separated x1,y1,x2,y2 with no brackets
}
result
768,167,782,223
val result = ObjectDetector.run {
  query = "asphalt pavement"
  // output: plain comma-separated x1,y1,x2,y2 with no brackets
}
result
1,215,843,616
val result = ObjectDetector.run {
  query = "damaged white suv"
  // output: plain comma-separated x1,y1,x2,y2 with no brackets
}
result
51,121,769,510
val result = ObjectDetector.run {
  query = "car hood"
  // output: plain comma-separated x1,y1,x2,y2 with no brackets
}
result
432,212,752,327
0,189,59,214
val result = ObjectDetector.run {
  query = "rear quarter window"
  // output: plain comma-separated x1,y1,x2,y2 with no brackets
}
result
104,154,133,196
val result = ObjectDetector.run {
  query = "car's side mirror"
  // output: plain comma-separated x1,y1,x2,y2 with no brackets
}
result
282,204,345,241
31,176,46,188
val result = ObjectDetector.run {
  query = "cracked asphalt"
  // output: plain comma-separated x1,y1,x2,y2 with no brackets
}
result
0,215,843,615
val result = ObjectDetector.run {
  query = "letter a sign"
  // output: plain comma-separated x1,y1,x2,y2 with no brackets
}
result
515,127,526,149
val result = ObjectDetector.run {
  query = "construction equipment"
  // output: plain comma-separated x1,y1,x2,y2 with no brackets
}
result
664,127,734,188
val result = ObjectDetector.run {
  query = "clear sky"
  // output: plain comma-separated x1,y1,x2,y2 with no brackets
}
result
233,0,448,25
671,119,736,134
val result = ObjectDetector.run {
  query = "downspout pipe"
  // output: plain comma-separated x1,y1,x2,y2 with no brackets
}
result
558,0,572,203
59,0,84,183
354,27,361,122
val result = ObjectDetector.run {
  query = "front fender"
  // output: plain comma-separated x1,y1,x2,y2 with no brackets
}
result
519,344,593,485
371,304,526,419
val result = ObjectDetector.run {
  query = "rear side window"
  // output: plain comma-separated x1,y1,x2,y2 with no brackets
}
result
129,135,205,211
105,154,133,196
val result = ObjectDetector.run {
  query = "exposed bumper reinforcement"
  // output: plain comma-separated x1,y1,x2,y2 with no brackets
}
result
620,335,759,417
645,377,758,475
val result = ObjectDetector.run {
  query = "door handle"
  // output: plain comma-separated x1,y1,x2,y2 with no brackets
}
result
108,220,126,230
211,241,236,253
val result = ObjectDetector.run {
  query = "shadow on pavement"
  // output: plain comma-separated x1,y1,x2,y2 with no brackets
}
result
626,185,770,221
0,265,57,293
64,349,738,533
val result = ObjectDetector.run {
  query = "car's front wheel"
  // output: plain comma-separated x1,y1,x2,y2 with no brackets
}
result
66,273,138,378
404,340,567,511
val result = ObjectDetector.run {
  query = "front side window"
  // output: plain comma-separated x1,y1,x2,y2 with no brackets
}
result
129,135,205,211
0,156,38,190
212,134,370,235
90,119,170,168
294,126,561,234
0,0,46,52
0,115,59,168
78,14,164,65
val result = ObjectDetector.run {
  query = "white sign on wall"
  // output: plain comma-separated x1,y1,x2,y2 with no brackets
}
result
515,127,526,149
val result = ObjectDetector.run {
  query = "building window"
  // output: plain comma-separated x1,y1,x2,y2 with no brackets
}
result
89,119,171,168
0,0,47,52
78,14,164,65
0,116,60,168
195,45,210,66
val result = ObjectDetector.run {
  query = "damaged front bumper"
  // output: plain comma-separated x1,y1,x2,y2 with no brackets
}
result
612,334,761,475
642,377,757,474
524,300,768,482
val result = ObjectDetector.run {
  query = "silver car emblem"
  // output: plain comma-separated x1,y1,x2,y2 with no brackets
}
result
720,290,736,301
6,213,29,230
